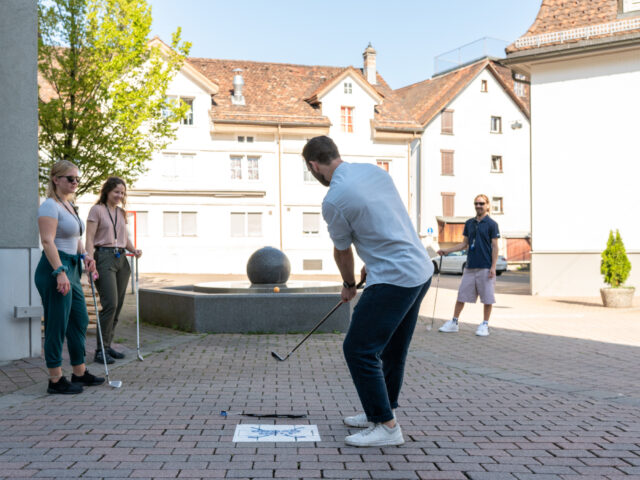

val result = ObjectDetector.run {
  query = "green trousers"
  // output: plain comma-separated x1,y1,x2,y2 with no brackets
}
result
94,249,131,350
35,251,89,368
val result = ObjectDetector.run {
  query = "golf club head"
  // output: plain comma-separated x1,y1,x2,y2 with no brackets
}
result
271,351,286,361
109,380,122,388
137,353,144,361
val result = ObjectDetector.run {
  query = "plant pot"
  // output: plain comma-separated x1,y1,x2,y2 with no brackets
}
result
600,287,636,308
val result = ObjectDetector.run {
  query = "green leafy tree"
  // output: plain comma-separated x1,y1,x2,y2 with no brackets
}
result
38,0,191,195
601,230,632,288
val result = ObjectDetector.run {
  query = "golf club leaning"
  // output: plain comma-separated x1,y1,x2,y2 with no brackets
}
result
89,277,122,388
426,256,443,332
135,256,143,361
271,280,364,362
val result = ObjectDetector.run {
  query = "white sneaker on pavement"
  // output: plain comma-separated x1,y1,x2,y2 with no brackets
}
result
476,323,490,336
344,410,395,428
345,423,404,447
438,320,459,333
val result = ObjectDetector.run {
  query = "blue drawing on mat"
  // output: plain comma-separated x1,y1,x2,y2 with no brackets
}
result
248,426,307,440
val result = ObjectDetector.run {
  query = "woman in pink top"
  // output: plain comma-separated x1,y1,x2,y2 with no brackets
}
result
85,177,142,364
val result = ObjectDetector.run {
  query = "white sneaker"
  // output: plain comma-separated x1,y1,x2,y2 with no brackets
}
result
345,423,404,447
344,410,395,428
476,323,490,336
438,320,459,333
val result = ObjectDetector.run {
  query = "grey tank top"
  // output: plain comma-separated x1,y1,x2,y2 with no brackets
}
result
38,198,85,255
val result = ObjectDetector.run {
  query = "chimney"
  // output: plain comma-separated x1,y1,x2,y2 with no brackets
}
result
363,42,377,85
231,68,245,105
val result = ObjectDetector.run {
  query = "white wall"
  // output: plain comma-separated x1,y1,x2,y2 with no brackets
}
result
528,48,640,295
419,68,531,251
78,71,413,275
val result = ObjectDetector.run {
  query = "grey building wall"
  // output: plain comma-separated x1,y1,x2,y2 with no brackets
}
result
0,0,42,361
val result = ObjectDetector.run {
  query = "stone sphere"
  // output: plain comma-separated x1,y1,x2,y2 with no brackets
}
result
246,247,291,284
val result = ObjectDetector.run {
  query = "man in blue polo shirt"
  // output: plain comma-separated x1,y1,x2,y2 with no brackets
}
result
437,194,500,336
302,136,433,447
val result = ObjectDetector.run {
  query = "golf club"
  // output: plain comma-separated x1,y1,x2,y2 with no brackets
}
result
271,280,364,362
89,277,123,388
135,256,143,361
426,256,443,332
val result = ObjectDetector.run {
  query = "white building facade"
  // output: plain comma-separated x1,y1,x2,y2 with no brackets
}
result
396,59,531,261
506,0,640,296
80,42,420,275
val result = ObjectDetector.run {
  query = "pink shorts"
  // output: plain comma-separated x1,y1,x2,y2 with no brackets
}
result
457,268,496,304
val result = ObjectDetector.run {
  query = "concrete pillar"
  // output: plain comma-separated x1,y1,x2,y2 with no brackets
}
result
0,0,42,361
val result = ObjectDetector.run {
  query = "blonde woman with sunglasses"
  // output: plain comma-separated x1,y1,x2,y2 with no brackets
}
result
35,160,104,394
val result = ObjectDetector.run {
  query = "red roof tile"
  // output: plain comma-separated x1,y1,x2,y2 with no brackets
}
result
394,59,529,128
507,0,640,53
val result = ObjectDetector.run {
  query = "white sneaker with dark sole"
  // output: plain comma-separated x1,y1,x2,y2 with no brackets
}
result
345,423,404,447
344,410,395,428
438,320,459,333
475,323,490,336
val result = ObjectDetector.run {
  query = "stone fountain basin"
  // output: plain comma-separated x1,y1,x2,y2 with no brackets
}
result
139,281,360,334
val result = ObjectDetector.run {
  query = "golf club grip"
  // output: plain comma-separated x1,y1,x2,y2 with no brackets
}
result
287,300,344,357
356,279,365,289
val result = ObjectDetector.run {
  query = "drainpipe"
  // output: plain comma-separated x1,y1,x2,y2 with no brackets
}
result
407,141,411,217
413,135,422,234
277,124,283,251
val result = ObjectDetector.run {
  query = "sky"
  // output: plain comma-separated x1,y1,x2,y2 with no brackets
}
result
148,0,543,90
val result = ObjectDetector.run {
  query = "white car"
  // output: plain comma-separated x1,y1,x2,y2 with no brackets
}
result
432,250,507,275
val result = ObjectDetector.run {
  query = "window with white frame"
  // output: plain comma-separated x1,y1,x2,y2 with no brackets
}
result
441,109,453,134
238,136,254,143
134,211,149,237
481,79,488,92
230,212,263,237
302,212,320,235
344,82,352,94
163,211,197,237
490,116,502,133
491,197,504,214
341,106,354,133
622,0,640,13
491,155,503,173
230,155,260,180
180,98,194,125
514,73,527,97
162,152,196,179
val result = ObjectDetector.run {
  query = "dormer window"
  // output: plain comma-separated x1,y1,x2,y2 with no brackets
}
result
622,0,640,13
344,82,352,94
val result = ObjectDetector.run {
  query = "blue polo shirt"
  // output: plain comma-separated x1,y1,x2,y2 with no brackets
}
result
322,162,432,288
463,215,500,269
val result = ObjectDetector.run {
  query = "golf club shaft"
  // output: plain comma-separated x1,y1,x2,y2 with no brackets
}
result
135,256,141,356
90,278,111,380
283,299,345,359
430,257,443,330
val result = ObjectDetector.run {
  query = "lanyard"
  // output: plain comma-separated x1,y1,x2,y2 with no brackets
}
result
106,205,118,242
54,193,83,236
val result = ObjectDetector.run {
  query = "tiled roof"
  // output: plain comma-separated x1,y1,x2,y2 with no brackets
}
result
188,57,420,131
394,58,529,127
507,0,640,53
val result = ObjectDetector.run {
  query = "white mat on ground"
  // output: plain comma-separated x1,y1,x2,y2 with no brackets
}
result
233,424,321,442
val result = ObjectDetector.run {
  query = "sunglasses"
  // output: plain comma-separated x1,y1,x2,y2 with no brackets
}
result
58,175,80,183
474,202,486,206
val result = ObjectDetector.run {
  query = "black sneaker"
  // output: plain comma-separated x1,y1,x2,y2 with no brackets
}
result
71,369,105,387
94,350,115,365
47,376,83,394
107,347,125,359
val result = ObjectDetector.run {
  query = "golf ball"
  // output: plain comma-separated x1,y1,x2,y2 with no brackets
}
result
273,286,280,293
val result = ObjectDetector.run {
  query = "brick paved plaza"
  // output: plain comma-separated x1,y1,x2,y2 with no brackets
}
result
1,278,639,479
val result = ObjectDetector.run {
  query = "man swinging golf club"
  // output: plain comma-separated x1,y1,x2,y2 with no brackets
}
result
302,136,433,447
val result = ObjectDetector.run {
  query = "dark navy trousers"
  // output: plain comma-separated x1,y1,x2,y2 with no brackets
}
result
343,279,431,423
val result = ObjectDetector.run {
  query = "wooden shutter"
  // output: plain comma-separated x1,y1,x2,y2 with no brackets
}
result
441,193,455,217
441,150,454,175
441,110,453,134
